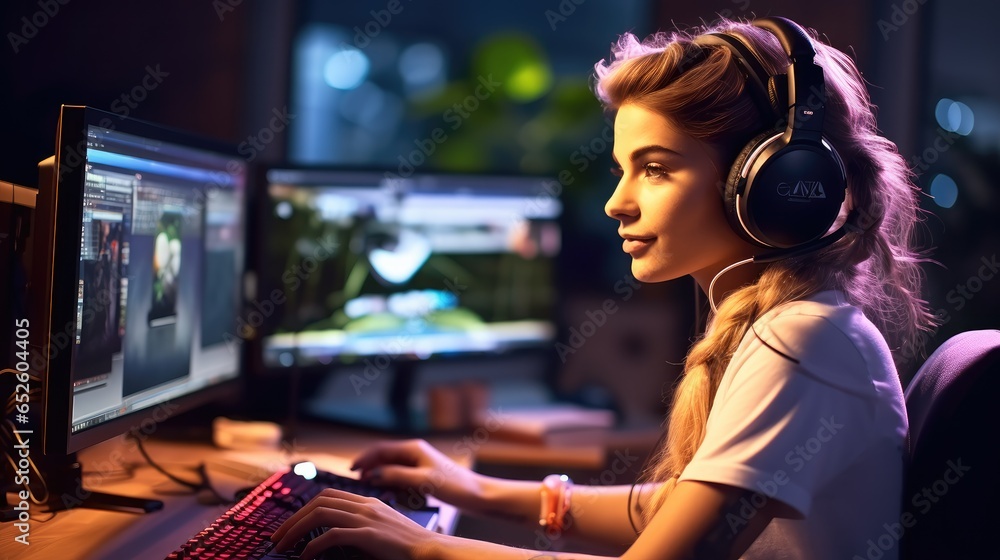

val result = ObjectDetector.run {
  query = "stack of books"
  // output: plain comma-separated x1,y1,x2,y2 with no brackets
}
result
484,404,616,446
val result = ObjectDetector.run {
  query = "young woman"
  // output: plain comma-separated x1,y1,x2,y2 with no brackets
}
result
271,16,934,560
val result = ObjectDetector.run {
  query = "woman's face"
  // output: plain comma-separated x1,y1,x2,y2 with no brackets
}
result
605,103,757,286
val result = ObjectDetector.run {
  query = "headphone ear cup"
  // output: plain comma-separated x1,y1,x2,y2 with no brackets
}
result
723,129,783,246
767,74,789,117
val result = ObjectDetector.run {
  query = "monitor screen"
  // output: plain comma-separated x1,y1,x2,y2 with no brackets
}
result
35,106,246,455
256,168,562,369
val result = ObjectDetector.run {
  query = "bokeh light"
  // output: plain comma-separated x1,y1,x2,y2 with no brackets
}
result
935,98,975,136
473,34,553,103
399,42,446,91
324,47,370,90
929,173,958,208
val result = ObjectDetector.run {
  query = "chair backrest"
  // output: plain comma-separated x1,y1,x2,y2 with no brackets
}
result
901,329,1000,559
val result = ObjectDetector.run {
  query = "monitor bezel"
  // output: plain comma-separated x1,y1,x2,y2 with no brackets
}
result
38,105,247,456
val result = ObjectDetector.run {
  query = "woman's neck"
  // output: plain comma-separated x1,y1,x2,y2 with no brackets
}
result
692,258,768,308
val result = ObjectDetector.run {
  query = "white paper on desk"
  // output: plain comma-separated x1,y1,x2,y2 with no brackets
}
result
497,405,615,432
481,404,616,446
210,449,358,482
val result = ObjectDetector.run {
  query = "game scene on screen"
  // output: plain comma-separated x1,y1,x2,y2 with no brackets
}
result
259,172,562,367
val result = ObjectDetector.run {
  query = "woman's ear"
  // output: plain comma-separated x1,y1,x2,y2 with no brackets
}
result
826,188,853,235
697,141,730,193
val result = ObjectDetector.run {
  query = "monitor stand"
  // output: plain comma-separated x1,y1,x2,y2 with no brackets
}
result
36,453,162,514
388,360,417,433
303,360,426,433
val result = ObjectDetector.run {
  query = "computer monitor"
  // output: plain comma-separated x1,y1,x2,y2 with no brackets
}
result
252,168,562,429
27,105,247,511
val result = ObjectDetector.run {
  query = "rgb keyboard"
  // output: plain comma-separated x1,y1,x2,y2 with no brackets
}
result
164,463,438,559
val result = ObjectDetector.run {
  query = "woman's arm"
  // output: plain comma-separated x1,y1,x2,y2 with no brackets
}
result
425,479,786,560
473,476,659,549
623,480,792,560
271,480,785,559
469,477,791,559
352,439,658,548
421,533,616,560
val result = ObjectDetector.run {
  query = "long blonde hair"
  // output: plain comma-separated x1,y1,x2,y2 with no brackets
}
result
593,19,937,523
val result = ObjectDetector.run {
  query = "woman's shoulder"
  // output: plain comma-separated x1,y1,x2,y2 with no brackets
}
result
758,289,856,322
737,290,898,394
753,290,883,347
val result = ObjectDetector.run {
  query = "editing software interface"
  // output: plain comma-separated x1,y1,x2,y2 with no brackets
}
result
259,170,562,368
70,125,245,433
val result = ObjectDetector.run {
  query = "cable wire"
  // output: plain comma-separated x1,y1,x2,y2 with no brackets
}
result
707,257,755,314
127,432,228,504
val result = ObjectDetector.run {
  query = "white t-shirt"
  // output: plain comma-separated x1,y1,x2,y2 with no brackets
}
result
678,290,907,560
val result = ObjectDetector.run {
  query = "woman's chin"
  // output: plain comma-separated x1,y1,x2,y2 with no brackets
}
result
630,261,676,284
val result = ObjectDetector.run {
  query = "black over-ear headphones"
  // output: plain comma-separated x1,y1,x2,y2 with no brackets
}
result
693,17,849,260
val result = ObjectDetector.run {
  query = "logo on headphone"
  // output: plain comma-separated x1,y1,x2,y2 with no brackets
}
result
776,181,826,200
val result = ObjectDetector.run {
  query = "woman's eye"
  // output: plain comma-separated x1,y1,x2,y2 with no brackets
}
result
610,166,623,178
643,163,668,179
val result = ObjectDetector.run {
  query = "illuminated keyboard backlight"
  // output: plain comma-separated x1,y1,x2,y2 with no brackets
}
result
293,462,318,480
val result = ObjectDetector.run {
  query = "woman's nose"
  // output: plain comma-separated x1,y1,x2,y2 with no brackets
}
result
605,179,638,220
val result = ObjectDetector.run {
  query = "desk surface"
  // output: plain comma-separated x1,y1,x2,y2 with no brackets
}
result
2,422,659,559
2,427,469,560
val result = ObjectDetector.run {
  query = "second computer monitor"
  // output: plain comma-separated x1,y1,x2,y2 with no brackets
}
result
36,105,247,456
256,168,562,369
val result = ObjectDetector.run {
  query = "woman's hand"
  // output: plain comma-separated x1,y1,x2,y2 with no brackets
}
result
270,488,440,560
351,439,488,513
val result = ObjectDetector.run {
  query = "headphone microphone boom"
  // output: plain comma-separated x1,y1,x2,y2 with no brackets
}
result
694,17,850,261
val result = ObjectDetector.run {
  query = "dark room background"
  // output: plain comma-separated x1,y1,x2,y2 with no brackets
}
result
1,0,997,425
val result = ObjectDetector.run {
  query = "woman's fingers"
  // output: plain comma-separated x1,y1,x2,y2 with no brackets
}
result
298,526,371,560
350,439,425,471
272,506,355,554
270,489,373,546
269,485,431,560
364,464,429,488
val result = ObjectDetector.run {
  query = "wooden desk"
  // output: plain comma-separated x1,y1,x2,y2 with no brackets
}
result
1,427,466,560
1,423,661,559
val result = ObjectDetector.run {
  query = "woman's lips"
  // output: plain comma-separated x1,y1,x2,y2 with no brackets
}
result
622,237,654,254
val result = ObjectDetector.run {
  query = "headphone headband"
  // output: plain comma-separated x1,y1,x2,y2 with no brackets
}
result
755,17,827,141
695,17,827,142
754,17,816,63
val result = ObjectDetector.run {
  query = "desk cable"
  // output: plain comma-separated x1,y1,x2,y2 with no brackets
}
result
127,431,229,505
